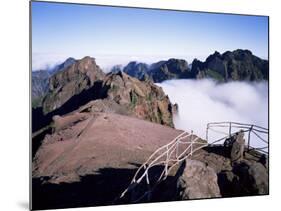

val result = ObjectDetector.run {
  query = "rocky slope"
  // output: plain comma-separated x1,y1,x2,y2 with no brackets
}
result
33,112,182,183
32,111,268,209
42,56,105,114
32,52,268,210
102,71,174,127
38,57,174,128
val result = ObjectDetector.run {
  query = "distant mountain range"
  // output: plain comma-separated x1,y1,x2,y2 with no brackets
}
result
118,49,268,83
32,49,268,108
32,57,76,107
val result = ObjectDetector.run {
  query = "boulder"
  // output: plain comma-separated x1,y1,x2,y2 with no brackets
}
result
233,160,268,195
223,131,245,163
230,131,245,163
218,160,269,196
177,159,221,199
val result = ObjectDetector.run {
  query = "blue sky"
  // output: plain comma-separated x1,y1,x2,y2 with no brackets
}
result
32,1,268,70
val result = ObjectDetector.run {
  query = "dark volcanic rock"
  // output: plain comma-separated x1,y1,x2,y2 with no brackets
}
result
191,49,269,81
120,49,268,83
122,59,191,83
123,62,150,81
218,160,269,196
232,160,268,195
149,58,191,83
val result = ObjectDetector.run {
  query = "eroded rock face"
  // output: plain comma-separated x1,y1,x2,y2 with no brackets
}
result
102,71,174,127
40,58,174,127
177,159,221,199
42,56,105,114
149,59,191,83
191,49,269,81
230,132,245,163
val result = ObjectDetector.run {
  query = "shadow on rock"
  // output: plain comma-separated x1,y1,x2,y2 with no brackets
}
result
32,166,139,210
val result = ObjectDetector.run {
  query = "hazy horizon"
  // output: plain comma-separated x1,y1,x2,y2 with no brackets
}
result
32,1,268,71
32,49,268,72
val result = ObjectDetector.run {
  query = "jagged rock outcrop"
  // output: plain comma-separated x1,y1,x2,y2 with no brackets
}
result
102,71,174,127
149,58,191,83
193,132,269,198
122,59,191,83
177,159,221,199
230,132,245,163
38,57,174,127
120,50,268,83
123,61,150,81
42,56,105,114
191,49,269,81
223,131,245,163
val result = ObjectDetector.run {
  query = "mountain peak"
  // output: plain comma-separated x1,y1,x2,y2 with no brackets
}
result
80,56,95,61
191,49,268,81
42,57,105,114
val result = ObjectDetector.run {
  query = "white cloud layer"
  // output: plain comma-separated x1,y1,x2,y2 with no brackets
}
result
32,53,196,72
158,79,268,149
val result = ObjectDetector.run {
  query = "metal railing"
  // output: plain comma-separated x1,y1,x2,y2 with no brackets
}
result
118,122,268,203
206,122,268,155
118,131,208,202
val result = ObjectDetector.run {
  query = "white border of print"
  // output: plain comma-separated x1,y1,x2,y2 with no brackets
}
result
0,0,280,211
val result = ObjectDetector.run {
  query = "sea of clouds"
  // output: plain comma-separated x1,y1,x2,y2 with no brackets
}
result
32,53,194,73
158,79,268,149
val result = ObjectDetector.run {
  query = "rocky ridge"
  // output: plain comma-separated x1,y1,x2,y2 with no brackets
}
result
116,49,268,82
32,57,76,107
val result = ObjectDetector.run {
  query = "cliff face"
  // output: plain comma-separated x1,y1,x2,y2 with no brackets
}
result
123,62,150,81
103,71,174,127
191,49,269,81
32,70,50,107
39,57,174,127
149,58,191,83
42,56,105,114
122,59,191,83
118,50,268,83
